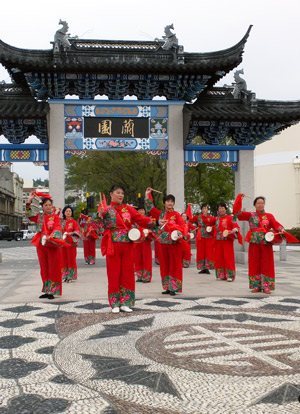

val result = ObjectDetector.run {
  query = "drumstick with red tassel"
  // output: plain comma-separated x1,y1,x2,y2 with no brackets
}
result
98,192,108,213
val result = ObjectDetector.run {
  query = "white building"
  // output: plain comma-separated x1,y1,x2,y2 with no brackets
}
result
254,123,300,229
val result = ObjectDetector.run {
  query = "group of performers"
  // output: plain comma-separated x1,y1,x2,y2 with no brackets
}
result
26,187,295,312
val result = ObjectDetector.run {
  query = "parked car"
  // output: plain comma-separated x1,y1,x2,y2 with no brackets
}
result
20,230,36,240
0,225,23,241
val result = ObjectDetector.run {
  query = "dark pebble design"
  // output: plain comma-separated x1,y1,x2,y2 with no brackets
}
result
81,354,180,398
36,310,74,320
146,300,180,308
0,335,36,349
0,358,47,379
88,317,154,340
0,319,34,328
195,313,291,323
3,305,41,314
261,304,299,312
34,324,57,334
213,299,249,306
255,383,300,405
50,374,75,384
0,395,71,414
35,346,54,355
75,303,107,310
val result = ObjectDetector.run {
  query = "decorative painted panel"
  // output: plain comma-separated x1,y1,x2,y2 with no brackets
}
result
184,150,238,163
0,148,48,162
64,104,168,152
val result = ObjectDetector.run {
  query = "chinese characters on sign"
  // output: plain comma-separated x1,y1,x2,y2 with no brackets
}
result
121,119,135,137
98,120,112,135
85,117,149,138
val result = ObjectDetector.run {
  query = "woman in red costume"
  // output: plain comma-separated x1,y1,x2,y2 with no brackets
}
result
203,203,241,282
234,194,285,294
26,193,64,299
78,213,99,265
134,203,153,283
98,185,154,313
145,188,187,295
181,213,196,268
191,204,215,274
61,205,81,282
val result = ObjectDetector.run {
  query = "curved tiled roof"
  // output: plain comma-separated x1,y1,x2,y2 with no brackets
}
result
184,88,300,123
0,26,252,76
0,84,49,118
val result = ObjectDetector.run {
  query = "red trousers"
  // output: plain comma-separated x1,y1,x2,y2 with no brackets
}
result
61,245,77,280
106,242,135,308
36,244,62,295
196,238,215,271
248,243,275,290
154,240,160,264
182,241,192,268
134,240,152,282
83,239,96,263
214,240,235,280
159,243,183,292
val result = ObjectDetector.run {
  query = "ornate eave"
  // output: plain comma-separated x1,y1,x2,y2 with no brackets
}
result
0,26,252,101
0,85,49,144
184,88,300,146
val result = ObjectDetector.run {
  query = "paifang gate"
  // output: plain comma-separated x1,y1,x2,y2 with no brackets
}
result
0,22,300,263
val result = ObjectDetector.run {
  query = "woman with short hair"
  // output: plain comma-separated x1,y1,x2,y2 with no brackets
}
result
61,205,81,282
191,204,215,274
234,194,285,294
145,188,186,295
98,185,154,313
26,193,63,299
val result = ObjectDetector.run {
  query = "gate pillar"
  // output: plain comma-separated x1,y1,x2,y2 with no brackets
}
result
167,104,185,213
234,149,254,264
48,103,65,208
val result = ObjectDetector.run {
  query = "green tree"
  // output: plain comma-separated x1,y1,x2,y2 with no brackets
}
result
65,152,166,208
184,163,234,215
33,178,49,187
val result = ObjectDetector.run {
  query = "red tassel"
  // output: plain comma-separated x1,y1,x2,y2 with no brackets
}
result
233,194,243,215
148,192,153,202
237,231,243,246
284,231,299,244
185,204,192,220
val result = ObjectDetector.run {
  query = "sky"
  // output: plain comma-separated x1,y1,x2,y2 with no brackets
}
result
0,0,299,180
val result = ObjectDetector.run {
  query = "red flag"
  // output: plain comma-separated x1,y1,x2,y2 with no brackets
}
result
185,204,192,220
233,193,243,215
34,191,52,198
284,231,299,244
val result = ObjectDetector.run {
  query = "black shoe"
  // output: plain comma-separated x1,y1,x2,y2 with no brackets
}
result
169,291,176,296
205,269,210,274
47,294,55,300
136,279,143,282
198,269,206,274
162,290,170,294
39,294,48,299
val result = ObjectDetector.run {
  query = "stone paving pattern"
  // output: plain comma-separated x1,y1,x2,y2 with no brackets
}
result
0,244,300,413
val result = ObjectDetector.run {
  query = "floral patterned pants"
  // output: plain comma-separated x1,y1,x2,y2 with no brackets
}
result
106,242,135,308
214,240,235,280
248,243,275,290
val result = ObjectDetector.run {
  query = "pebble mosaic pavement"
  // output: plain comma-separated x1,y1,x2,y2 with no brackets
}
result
1,297,300,413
